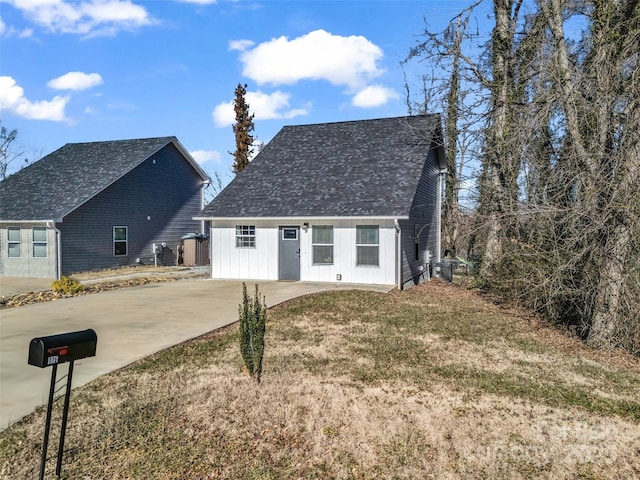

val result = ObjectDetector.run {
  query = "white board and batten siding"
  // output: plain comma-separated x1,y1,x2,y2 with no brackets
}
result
210,219,398,286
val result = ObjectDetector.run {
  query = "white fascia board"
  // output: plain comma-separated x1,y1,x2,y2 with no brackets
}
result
0,219,56,224
193,215,409,222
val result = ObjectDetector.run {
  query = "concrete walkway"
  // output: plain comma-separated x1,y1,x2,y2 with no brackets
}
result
0,278,391,429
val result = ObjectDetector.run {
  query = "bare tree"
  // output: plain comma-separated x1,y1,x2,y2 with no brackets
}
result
538,0,640,348
406,0,640,354
403,4,483,259
0,122,28,180
202,169,227,205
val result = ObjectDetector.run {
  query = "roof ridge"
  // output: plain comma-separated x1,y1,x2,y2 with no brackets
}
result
281,113,439,130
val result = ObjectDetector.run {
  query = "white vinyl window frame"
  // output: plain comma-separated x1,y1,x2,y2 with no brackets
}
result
32,227,48,258
312,225,334,265
235,225,256,248
7,227,21,258
356,225,379,267
114,226,128,256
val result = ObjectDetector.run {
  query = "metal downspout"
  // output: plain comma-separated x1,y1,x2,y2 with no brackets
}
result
394,219,402,290
47,222,62,280
437,171,445,263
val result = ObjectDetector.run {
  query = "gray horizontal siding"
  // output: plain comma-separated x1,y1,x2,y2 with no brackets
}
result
401,144,441,287
59,144,204,274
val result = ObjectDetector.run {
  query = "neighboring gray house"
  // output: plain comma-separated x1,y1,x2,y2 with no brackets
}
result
0,137,210,278
196,115,446,289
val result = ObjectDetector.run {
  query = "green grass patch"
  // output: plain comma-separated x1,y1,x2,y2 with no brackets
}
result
432,364,640,420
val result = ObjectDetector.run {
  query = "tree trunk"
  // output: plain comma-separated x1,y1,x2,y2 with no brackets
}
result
442,17,463,258
478,0,523,276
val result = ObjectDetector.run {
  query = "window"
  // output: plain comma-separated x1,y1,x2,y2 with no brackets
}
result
236,225,255,247
282,228,298,240
356,225,379,266
33,227,47,258
312,225,333,265
8,227,20,258
114,226,128,256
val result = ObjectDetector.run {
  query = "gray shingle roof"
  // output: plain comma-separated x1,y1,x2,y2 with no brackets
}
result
0,137,202,222
199,115,442,218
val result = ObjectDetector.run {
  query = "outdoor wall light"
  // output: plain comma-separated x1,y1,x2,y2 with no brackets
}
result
303,222,309,232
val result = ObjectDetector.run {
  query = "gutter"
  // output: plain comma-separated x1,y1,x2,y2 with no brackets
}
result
47,222,62,280
394,219,402,291
437,169,446,263
193,215,410,222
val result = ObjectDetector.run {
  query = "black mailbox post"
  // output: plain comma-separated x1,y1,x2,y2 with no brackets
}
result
29,329,97,480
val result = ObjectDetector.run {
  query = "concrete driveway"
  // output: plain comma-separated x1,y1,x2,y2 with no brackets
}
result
0,277,54,297
0,278,391,429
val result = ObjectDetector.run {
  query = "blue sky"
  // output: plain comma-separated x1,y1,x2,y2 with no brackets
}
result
1,0,485,184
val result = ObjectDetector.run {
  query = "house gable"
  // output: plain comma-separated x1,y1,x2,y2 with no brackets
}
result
198,114,445,288
0,137,209,277
59,143,206,273
0,137,208,223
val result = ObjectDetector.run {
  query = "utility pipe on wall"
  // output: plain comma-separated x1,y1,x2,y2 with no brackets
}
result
394,219,402,291
47,222,62,280
437,170,446,263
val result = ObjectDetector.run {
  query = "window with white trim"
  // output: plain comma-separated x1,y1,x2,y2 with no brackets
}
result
114,226,128,256
236,225,256,247
312,225,333,264
8,227,20,258
356,225,379,266
33,227,47,258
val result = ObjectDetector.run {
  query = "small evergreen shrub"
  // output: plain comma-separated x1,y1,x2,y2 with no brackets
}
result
239,283,266,383
51,276,85,295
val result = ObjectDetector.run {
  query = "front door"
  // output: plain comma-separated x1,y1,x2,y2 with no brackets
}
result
278,226,300,280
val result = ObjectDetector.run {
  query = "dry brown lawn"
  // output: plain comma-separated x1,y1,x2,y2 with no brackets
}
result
70,265,197,281
1,281,639,479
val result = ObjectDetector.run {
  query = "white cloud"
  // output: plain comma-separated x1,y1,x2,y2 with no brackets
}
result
238,29,384,89
228,39,254,51
351,84,399,108
8,0,153,36
212,90,308,128
0,15,33,37
176,0,217,4
0,76,69,121
47,71,103,90
190,149,221,165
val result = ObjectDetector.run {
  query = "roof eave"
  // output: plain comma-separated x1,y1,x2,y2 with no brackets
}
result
0,219,57,224
194,215,409,221
169,137,211,184
55,138,210,221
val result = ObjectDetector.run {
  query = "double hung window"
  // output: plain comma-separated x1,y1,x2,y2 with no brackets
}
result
8,227,20,258
114,226,128,256
356,225,379,266
312,225,333,264
33,227,47,257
